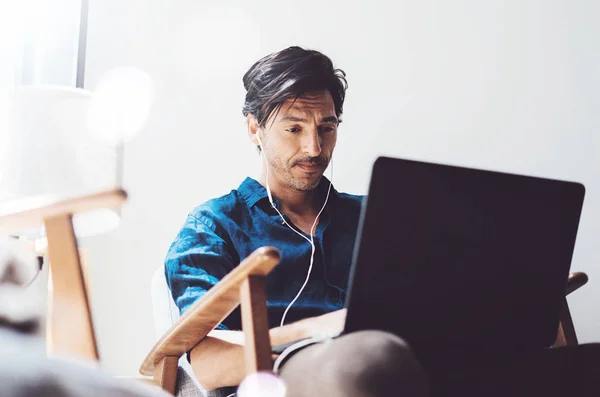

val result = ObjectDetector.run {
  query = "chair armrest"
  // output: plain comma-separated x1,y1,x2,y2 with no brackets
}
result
139,246,281,376
566,272,588,296
0,189,127,233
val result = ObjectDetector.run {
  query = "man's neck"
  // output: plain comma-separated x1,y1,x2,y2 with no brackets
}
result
258,174,320,217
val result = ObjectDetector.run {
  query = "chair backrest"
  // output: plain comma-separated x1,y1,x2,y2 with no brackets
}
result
150,266,206,395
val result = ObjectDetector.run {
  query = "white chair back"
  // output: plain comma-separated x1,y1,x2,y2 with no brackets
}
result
150,267,206,394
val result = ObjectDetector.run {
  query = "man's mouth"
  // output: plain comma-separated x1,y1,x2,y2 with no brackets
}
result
296,163,323,172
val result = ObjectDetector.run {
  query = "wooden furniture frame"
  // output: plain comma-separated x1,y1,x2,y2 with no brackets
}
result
141,247,587,395
552,272,588,347
139,246,281,395
0,189,128,361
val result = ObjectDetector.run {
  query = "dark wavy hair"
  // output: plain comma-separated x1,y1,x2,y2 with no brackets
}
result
242,46,348,131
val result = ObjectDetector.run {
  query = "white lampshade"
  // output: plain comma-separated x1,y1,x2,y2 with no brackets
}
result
0,84,122,239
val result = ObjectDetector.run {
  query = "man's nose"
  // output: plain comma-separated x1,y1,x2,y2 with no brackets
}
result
302,131,322,157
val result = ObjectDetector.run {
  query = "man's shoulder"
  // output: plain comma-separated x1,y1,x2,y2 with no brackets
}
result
188,189,248,227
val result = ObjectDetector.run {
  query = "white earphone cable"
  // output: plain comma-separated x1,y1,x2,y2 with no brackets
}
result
257,133,333,327
276,170,332,327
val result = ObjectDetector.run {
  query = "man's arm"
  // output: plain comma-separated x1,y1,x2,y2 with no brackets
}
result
190,309,346,391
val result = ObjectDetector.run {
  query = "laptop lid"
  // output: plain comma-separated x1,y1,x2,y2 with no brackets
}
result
344,156,585,357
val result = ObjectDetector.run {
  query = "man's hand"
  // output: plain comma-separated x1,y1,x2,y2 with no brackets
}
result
192,308,348,390
297,308,347,339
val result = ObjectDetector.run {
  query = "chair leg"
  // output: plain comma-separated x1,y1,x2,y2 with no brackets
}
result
553,298,578,348
153,355,179,395
44,213,98,361
240,275,272,374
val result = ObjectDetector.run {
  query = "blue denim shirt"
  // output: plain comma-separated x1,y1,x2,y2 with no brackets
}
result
165,176,364,330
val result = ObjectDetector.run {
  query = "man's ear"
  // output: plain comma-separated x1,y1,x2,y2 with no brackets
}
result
246,115,261,147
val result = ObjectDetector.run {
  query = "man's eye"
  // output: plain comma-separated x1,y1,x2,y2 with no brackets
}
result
286,127,301,133
319,126,335,133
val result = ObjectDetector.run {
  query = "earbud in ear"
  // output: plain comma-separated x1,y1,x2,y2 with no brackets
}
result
256,133,263,150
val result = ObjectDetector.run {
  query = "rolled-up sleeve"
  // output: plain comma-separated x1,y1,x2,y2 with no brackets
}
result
164,212,237,330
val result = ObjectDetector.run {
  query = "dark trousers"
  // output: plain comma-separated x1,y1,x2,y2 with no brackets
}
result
211,341,600,397
430,344,600,397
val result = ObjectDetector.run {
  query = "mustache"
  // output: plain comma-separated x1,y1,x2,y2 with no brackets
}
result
291,156,329,167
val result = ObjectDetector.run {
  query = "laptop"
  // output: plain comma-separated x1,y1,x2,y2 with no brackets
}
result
342,156,585,366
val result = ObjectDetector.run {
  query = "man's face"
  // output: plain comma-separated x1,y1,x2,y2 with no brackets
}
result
255,91,338,191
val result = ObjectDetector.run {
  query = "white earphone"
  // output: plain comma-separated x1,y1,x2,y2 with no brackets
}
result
256,132,333,327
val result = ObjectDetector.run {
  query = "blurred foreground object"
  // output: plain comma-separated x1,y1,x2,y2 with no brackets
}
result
0,84,131,362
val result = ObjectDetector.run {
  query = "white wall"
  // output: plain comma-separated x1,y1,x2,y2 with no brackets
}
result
81,0,600,376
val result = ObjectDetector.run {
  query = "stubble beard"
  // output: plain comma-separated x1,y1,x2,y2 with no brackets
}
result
268,155,325,192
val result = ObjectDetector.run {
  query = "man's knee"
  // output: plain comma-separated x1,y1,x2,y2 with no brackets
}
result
281,330,430,397
330,331,429,396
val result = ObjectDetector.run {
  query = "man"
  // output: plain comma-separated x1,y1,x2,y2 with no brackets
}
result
165,46,430,396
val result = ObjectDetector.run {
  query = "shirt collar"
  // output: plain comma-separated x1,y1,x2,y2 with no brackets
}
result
238,176,339,208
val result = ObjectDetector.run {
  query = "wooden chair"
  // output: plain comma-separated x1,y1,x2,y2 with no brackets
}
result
0,189,128,361
139,246,281,395
552,271,588,348
139,246,588,396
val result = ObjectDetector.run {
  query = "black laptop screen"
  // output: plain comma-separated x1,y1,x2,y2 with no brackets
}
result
344,156,585,359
